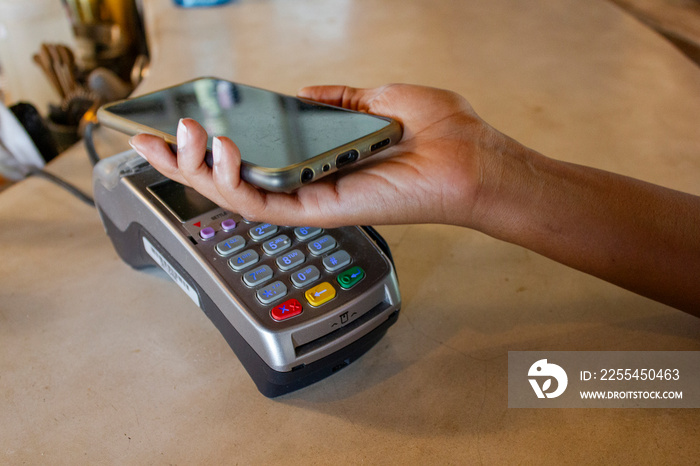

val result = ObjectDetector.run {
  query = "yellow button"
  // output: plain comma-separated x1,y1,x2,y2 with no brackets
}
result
305,281,336,307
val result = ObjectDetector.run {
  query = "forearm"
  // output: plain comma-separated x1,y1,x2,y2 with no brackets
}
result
470,139,700,314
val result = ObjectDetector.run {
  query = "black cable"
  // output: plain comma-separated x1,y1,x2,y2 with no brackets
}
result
27,167,95,208
83,120,101,167
23,118,102,207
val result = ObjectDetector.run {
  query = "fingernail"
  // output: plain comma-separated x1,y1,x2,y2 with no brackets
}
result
212,137,222,165
128,137,147,159
177,119,188,151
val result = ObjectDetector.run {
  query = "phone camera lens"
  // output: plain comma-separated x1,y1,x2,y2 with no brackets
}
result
301,168,314,184
322,164,331,172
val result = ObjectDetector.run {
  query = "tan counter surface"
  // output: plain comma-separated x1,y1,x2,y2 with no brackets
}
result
2,0,699,463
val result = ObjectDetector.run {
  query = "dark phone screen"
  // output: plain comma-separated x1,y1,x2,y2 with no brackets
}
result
105,78,392,169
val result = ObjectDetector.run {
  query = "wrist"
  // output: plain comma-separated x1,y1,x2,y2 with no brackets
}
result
464,131,549,242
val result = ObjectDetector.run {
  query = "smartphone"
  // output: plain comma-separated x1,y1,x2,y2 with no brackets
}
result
97,77,402,192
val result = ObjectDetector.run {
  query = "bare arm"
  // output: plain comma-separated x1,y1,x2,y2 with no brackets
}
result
129,84,700,314
469,135,700,314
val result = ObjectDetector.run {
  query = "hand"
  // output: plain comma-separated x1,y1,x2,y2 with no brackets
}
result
128,84,507,228
127,83,700,313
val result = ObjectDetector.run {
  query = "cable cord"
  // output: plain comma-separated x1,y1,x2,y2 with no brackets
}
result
23,119,103,207
83,121,101,167
27,167,95,207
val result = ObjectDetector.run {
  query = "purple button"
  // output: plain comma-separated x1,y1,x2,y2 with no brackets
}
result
199,227,216,240
221,219,236,231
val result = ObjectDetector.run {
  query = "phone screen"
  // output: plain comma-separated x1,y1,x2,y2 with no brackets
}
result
102,78,392,169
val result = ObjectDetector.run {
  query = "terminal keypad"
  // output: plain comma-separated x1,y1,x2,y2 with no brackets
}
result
194,216,380,325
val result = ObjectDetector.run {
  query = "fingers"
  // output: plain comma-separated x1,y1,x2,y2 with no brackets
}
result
174,118,210,182
129,133,185,184
130,119,224,206
127,118,296,223
172,118,231,205
128,118,210,186
298,84,410,135
208,135,339,226
209,135,272,220
297,85,353,107
297,85,381,113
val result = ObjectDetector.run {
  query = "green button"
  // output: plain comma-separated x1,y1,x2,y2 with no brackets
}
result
337,266,365,289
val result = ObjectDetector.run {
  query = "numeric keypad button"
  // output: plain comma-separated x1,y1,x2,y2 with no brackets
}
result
257,281,287,304
215,235,246,257
294,226,323,241
228,249,259,271
262,234,291,255
249,223,278,241
290,265,321,288
243,265,273,287
322,249,351,272
276,249,305,271
308,235,336,256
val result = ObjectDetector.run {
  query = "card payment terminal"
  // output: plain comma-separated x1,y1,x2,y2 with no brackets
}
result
93,150,401,397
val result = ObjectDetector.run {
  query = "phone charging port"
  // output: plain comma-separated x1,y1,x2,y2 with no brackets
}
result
336,149,359,168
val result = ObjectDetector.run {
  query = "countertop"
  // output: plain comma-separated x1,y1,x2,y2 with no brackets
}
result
1,0,699,463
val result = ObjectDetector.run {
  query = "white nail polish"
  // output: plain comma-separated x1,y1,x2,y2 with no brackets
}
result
128,137,147,159
177,119,188,151
212,137,222,165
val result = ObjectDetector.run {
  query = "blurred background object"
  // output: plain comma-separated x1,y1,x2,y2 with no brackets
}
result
63,0,149,83
0,101,47,191
0,0,149,176
0,0,76,114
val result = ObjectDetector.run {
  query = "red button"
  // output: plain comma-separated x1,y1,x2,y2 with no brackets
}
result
271,298,303,321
